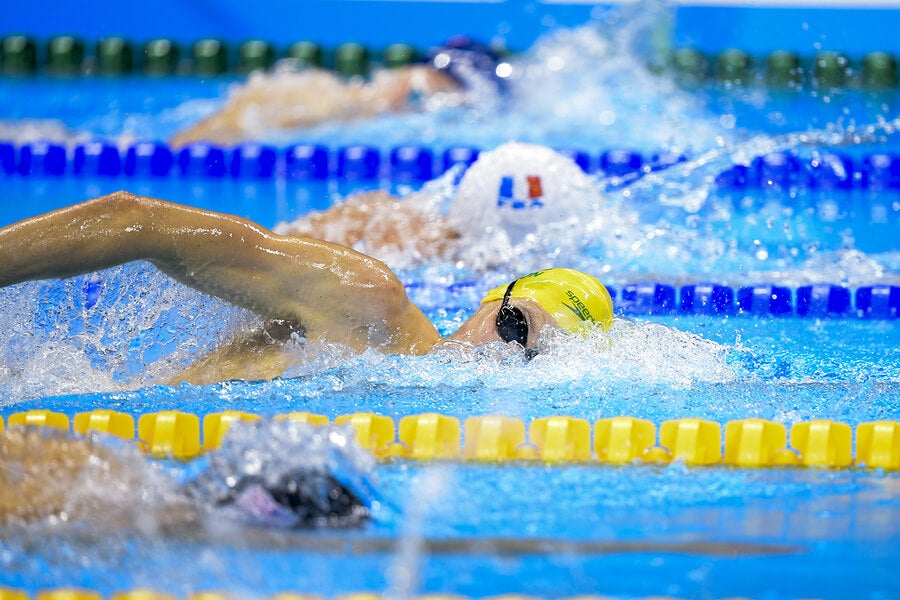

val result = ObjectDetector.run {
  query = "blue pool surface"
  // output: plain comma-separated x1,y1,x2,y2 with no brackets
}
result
2,2,900,599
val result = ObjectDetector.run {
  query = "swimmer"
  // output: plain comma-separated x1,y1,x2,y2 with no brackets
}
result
0,421,370,529
277,142,605,269
0,191,613,385
170,65,461,148
170,38,505,148
276,189,460,264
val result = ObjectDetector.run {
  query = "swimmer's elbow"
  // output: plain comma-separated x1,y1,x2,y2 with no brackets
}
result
98,189,138,204
94,191,154,225
88,191,168,253
95,190,160,214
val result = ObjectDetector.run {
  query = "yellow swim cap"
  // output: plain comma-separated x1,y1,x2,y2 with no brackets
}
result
481,268,614,332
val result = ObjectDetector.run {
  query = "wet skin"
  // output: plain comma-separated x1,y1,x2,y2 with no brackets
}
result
445,297,557,348
171,66,462,148
0,192,557,385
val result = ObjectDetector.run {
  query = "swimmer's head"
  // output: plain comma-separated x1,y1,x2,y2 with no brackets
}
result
481,268,615,335
447,143,602,248
426,36,507,91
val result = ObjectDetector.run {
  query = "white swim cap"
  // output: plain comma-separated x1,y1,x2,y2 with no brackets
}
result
447,142,600,237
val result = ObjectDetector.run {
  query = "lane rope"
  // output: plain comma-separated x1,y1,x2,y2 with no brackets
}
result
407,280,900,320
2,409,899,469
3,140,900,195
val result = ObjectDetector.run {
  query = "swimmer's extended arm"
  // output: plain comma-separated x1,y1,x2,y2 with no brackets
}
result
171,66,460,148
0,191,441,353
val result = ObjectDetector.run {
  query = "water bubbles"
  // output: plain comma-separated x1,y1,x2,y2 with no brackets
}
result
599,109,617,125
432,52,451,70
495,62,513,79
0,262,259,402
242,449,263,475
546,54,566,71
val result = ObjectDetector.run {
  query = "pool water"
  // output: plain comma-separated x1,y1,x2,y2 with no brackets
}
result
1,4,900,599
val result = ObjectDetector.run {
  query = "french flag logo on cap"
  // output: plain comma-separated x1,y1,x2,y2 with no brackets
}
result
497,175,544,210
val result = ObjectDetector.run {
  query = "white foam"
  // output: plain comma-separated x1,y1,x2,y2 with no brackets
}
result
0,263,257,402
0,119,88,146
295,317,739,394
0,343,118,400
744,249,900,287
0,428,185,533
500,3,727,152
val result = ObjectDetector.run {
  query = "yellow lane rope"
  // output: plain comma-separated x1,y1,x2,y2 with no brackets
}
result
2,409,899,470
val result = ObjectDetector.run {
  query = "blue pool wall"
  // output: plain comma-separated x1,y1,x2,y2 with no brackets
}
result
7,0,900,55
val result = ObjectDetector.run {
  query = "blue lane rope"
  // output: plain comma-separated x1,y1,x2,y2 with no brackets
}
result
3,140,900,192
23,276,900,320
410,281,898,319
611,282,898,319
62,274,900,320
3,140,898,321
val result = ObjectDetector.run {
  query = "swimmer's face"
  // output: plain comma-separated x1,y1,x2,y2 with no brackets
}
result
446,297,558,350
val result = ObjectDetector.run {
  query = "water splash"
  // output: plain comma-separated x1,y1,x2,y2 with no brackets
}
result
186,419,376,528
0,0,896,404
383,467,449,598
0,420,380,591
497,1,724,152
0,119,87,146
0,427,185,530
0,263,259,403
281,317,738,396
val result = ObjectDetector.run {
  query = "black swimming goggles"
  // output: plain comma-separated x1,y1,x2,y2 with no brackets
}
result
495,280,539,360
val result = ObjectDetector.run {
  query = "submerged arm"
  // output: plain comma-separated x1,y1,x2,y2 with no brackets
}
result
0,191,440,353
